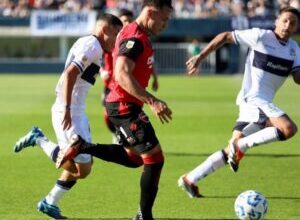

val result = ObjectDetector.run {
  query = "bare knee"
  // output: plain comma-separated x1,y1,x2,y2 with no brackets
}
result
72,163,92,179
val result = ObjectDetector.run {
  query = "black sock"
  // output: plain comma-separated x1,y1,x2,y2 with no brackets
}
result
51,146,60,162
139,162,164,219
56,180,77,190
80,143,141,168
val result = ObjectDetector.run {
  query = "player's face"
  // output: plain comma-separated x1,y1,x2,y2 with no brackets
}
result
148,6,172,35
275,12,298,41
104,25,122,52
120,15,133,26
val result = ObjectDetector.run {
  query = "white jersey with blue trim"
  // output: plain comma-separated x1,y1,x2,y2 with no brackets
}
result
54,35,103,112
232,28,300,106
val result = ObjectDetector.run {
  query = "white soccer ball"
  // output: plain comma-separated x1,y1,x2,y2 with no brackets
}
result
234,190,268,220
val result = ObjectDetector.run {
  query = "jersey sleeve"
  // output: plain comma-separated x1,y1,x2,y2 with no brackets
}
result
72,45,99,73
290,45,300,75
232,28,261,48
118,38,144,61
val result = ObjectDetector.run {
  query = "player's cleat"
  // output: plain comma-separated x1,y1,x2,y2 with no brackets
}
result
133,209,154,220
228,142,244,172
178,175,203,198
14,127,44,153
55,134,83,169
37,198,67,219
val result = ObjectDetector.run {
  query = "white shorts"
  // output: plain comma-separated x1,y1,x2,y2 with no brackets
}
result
51,106,92,164
237,102,285,124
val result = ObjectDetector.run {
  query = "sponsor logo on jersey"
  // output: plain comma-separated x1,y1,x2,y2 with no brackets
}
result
253,50,293,76
79,54,88,67
147,56,154,65
266,61,289,71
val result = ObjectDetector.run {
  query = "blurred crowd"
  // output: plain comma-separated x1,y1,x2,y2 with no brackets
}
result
0,0,299,18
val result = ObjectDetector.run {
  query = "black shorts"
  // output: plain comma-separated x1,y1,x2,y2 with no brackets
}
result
233,121,266,132
105,102,159,154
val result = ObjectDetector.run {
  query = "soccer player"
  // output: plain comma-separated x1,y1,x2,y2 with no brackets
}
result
56,1,173,219
101,8,159,144
14,14,123,219
178,6,300,198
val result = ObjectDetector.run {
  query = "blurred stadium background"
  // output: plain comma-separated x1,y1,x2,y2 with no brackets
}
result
1,0,300,74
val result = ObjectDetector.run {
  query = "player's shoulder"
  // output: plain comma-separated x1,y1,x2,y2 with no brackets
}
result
77,36,101,50
119,22,147,41
248,28,269,38
76,35,102,56
287,38,299,49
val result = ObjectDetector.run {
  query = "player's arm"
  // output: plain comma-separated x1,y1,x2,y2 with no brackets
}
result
115,56,154,103
186,31,234,75
62,63,81,130
292,71,300,84
151,67,159,91
114,38,171,123
115,56,171,123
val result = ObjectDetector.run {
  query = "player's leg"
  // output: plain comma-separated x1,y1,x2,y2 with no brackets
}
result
14,127,59,158
231,104,296,154
178,150,228,198
178,121,263,198
39,157,92,218
102,88,118,144
57,136,144,168
38,112,92,218
112,110,164,220
227,104,297,172
237,114,297,152
14,126,78,173
178,129,243,198
136,144,164,220
57,103,144,168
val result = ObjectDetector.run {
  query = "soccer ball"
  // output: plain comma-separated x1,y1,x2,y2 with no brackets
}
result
234,190,268,220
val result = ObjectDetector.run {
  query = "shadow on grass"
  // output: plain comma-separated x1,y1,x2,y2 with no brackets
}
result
202,195,300,200
68,218,237,220
167,152,300,158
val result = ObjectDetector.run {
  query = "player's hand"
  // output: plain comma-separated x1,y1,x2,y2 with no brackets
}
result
149,99,172,124
62,110,72,130
100,69,110,81
186,55,200,75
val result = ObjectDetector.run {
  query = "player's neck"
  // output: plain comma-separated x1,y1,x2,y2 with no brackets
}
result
135,15,151,36
273,31,289,44
93,33,106,52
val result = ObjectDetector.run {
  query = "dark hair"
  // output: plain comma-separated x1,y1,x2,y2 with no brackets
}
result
142,0,173,10
96,13,123,27
119,8,134,18
279,6,300,20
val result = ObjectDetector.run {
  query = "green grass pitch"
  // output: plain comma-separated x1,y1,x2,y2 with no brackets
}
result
0,74,299,220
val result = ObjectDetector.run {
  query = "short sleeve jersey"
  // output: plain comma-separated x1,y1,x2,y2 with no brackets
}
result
54,35,103,111
106,22,154,106
232,28,300,106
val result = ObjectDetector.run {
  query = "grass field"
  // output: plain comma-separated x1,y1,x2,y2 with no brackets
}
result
0,74,299,220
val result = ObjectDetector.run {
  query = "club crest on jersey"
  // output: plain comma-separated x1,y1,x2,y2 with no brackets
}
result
126,40,135,49
79,54,89,67
289,48,296,58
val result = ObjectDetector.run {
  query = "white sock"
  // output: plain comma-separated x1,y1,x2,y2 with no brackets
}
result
45,185,68,206
186,151,226,184
237,127,280,153
36,137,58,160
